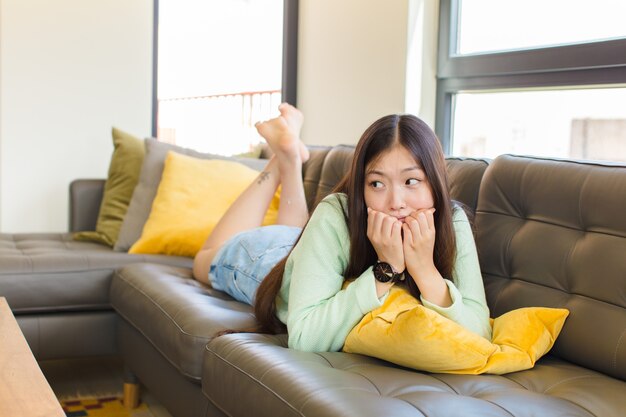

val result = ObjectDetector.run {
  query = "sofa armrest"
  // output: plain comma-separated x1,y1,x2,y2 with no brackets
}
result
69,179,105,232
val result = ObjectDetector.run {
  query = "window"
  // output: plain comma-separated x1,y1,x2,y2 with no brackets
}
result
153,0,298,155
457,1,626,55
436,0,626,162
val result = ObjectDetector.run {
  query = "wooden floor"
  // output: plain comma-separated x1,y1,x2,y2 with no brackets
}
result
39,355,172,417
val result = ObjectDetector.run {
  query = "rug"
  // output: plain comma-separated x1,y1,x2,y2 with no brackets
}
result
60,396,154,417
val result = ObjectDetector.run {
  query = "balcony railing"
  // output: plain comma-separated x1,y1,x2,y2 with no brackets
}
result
157,89,282,155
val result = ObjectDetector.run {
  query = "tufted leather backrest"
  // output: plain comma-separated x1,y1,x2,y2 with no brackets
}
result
476,154,626,381
446,157,491,211
301,146,334,211
314,145,354,205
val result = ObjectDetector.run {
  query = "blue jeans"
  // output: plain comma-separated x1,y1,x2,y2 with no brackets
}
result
208,225,302,305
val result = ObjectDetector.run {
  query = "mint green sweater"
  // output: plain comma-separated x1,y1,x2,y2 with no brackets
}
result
275,193,492,352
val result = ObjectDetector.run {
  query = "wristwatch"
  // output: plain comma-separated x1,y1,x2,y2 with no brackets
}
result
373,261,405,283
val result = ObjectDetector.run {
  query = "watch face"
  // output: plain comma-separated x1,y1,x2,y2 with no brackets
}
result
374,262,395,283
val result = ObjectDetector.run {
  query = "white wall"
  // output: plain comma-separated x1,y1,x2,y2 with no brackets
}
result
297,0,439,146
0,0,153,232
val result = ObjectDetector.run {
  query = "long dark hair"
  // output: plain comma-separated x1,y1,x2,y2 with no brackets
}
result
254,114,456,334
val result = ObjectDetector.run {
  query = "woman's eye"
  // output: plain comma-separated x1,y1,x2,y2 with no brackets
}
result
406,178,420,185
370,180,383,188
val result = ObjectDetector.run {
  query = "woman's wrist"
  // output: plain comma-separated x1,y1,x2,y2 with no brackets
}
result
409,265,452,307
407,262,438,282
374,280,394,299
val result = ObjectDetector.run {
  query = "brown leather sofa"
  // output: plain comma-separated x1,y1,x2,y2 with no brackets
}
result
1,145,625,417
111,146,626,417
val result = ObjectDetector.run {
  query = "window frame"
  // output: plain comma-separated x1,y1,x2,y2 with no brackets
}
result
435,0,626,155
151,0,299,137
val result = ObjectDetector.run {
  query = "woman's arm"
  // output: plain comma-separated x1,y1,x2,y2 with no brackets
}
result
283,195,388,352
419,208,492,339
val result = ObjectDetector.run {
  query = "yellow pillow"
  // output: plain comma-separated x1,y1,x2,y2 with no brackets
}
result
129,151,280,257
343,287,569,375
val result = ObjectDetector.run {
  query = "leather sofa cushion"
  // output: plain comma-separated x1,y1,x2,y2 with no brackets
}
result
301,145,334,211
446,157,490,211
204,333,626,417
314,145,355,205
476,155,626,381
110,263,256,381
0,233,191,313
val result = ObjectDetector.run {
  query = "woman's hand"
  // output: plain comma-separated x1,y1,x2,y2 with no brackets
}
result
403,208,453,307
366,207,405,273
402,208,437,280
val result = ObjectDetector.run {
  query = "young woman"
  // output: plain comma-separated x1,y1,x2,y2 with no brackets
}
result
193,104,492,352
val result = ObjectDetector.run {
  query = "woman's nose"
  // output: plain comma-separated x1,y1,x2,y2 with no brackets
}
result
389,188,406,211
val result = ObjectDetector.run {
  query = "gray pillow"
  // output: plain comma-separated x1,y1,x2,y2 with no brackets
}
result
114,138,268,252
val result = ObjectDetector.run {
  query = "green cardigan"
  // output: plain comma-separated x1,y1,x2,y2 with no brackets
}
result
275,193,492,352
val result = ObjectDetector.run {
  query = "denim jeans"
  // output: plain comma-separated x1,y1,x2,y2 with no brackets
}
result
208,225,302,305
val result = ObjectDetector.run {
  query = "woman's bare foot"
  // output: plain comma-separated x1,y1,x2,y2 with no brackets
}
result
256,103,309,163
278,103,309,163
255,116,301,164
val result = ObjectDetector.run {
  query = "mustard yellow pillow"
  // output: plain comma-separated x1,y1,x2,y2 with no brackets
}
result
343,287,569,375
74,128,145,246
129,151,280,257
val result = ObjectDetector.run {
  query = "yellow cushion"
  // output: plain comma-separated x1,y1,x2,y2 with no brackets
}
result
74,128,145,246
129,151,280,257
343,287,569,374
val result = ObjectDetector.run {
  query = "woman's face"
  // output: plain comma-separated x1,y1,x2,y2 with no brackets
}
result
363,144,435,222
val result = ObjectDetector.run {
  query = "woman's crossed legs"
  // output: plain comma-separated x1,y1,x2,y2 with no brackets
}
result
192,104,309,292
